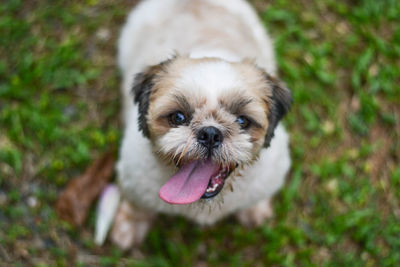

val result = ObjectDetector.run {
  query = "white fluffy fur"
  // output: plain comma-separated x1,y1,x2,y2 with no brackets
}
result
117,0,290,225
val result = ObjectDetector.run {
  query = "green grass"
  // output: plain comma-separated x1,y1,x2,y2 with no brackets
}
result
1,0,399,265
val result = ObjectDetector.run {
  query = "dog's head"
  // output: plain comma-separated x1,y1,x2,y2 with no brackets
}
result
132,56,291,204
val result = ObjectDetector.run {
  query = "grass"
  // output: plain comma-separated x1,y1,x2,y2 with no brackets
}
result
1,0,399,265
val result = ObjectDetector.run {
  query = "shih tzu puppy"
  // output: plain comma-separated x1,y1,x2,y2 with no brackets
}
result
109,0,292,248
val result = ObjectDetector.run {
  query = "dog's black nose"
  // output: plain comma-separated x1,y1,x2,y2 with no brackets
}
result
197,126,223,149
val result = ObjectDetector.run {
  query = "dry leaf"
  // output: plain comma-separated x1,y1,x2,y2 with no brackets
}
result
55,150,116,226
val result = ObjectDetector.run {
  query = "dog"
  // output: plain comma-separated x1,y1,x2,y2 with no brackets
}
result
110,0,292,249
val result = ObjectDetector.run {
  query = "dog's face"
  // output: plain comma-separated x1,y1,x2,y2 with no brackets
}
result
132,56,291,205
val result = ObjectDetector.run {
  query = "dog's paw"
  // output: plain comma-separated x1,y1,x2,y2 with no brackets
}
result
110,200,154,250
236,198,273,227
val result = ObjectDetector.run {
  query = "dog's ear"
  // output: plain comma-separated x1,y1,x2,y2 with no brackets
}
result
132,57,175,137
264,74,292,147
132,69,156,138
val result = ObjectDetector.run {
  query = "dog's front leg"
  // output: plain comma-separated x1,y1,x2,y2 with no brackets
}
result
110,199,155,250
236,198,273,227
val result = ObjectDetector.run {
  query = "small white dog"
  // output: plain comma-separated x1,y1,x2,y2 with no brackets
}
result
111,0,292,248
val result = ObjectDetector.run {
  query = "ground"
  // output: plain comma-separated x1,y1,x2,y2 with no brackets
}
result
1,0,399,266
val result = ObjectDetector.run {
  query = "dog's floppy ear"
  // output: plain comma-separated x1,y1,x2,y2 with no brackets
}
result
132,57,176,137
264,74,292,147
132,69,156,138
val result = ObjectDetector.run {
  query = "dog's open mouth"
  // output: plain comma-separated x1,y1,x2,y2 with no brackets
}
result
159,159,235,205
201,164,233,199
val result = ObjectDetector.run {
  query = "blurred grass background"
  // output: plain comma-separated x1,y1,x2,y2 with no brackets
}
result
1,0,399,265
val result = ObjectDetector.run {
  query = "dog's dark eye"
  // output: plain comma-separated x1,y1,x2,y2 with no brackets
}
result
169,111,187,126
236,116,251,129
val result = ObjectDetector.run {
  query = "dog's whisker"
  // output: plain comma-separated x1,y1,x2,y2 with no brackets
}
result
176,136,192,166
229,183,234,192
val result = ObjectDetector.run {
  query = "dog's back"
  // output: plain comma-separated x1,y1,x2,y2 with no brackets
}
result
118,0,276,121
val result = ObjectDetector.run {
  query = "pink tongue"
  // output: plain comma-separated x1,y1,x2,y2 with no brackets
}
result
159,159,220,205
